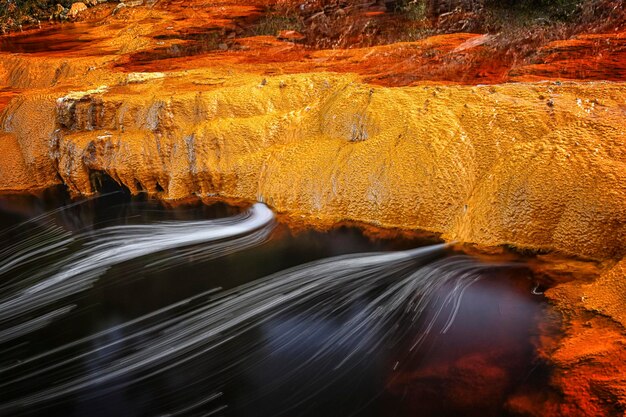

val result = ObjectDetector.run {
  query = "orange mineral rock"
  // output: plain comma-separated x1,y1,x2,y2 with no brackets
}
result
536,259,626,416
68,2,88,19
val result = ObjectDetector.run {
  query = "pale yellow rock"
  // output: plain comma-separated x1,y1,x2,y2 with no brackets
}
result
3,72,622,260
68,2,88,18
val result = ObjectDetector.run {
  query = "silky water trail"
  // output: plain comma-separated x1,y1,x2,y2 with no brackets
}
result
0,187,558,417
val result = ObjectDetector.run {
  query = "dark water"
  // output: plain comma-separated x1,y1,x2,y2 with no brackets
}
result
0,24,110,55
0,188,555,417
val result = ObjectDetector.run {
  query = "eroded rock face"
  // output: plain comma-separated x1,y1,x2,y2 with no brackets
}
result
3,71,624,261
536,259,626,417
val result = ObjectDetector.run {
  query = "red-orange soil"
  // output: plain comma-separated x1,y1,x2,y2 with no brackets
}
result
0,0,624,86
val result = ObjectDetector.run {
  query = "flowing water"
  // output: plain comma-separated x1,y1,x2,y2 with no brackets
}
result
0,188,555,417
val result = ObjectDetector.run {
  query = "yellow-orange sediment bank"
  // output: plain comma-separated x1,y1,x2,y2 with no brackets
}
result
1,71,624,261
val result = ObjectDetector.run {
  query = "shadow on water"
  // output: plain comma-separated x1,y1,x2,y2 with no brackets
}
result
0,186,559,417
0,24,110,55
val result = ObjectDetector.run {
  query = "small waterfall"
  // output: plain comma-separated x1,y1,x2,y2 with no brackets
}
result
0,222,517,415
0,201,276,344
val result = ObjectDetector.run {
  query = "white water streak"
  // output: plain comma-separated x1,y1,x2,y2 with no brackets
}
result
0,203,275,343
0,242,510,415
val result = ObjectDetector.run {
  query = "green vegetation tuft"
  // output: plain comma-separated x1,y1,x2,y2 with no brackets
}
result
484,0,584,24
394,0,428,21
250,14,303,37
